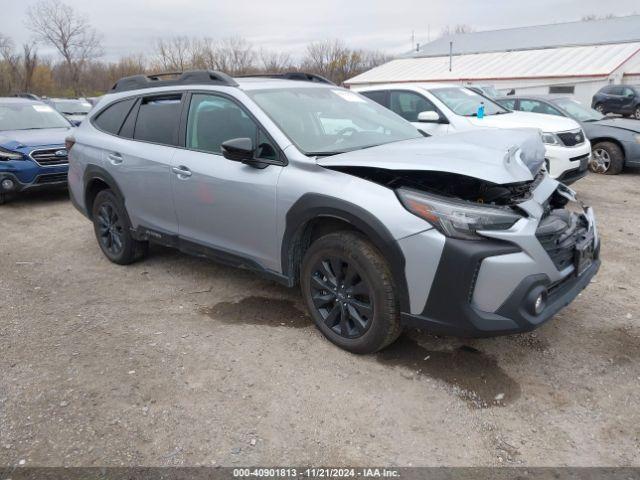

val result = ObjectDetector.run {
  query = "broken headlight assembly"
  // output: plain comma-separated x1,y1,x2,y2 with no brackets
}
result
397,187,523,240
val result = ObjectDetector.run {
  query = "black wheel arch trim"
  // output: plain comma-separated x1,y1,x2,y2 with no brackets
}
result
282,193,411,312
82,164,131,221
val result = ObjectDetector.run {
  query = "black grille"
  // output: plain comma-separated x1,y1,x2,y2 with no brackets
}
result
30,148,68,166
35,173,67,184
557,129,585,147
536,209,589,271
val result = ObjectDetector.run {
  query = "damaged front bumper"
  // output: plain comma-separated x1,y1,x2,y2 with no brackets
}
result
398,175,600,337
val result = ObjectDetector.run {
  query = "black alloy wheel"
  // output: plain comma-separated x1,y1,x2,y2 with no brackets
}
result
97,202,125,256
309,256,374,339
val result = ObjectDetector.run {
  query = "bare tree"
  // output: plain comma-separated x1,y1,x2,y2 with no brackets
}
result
22,43,38,92
301,39,387,85
216,37,256,74
26,0,102,95
154,36,195,71
258,49,293,73
439,24,475,37
582,13,616,21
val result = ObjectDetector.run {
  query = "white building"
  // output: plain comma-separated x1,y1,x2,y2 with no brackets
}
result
345,16,640,105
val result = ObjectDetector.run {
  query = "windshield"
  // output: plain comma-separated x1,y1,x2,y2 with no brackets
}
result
52,100,92,115
552,98,604,122
478,86,500,98
247,87,422,155
0,103,71,131
431,87,508,116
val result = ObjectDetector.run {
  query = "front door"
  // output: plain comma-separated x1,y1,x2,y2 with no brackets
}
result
389,90,450,136
171,93,283,270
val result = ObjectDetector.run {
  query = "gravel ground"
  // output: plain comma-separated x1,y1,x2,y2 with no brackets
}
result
0,170,639,468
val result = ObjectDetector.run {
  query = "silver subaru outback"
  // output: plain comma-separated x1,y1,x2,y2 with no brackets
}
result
67,70,600,354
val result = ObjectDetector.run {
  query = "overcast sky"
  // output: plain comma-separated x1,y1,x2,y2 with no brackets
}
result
3,0,639,61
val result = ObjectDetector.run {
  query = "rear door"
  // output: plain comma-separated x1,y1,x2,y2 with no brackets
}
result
620,87,636,114
103,93,182,234
170,92,283,269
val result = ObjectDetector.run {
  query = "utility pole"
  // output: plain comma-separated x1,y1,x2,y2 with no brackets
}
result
449,41,453,72
411,30,415,51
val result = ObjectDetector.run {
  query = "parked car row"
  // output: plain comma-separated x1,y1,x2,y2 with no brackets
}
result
495,95,640,175
355,84,591,183
46,70,599,354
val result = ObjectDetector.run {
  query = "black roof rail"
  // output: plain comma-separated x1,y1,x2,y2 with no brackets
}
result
110,70,239,93
235,72,335,85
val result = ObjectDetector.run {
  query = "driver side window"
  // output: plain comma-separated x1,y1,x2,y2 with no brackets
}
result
390,91,438,122
186,93,277,160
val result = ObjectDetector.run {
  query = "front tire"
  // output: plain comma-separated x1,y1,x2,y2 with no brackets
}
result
635,105,640,119
301,232,402,354
594,103,605,115
590,142,624,175
92,189,148,265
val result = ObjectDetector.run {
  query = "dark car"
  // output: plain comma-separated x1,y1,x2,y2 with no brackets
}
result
0,98,73,204
495,95,640,175
591,85,640,119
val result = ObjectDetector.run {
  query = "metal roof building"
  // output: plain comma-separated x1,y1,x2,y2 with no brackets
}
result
345,16,640,105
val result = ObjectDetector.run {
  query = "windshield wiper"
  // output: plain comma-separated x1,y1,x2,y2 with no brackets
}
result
308,151,345,157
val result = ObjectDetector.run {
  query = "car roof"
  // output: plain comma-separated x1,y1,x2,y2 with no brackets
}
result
0,97,43,106
233,77,335,91
494,94,571,102
354,82,472,91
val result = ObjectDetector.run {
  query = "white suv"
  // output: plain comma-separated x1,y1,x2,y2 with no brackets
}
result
355,84,591,184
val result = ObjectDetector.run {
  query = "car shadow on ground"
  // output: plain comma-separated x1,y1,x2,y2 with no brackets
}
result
2,188,69,207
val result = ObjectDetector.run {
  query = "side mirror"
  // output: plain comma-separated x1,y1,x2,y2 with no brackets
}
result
417,111,441,123
221,137,254,162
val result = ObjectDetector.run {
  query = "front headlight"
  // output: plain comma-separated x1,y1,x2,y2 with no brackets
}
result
0,147,23,161
541,132,561,146
397,188,523,240
634,134,640,144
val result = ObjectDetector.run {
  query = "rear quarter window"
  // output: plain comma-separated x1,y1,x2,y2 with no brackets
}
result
93,98,137,135
133,95,183,146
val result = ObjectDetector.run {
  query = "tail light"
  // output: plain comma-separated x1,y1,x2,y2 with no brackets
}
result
65,136,76,152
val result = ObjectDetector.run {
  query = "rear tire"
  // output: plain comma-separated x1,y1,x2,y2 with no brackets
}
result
300,231,402,354
590,142,624,175
92,189,148,265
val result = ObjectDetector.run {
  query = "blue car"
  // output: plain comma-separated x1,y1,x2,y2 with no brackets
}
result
0,98,73,204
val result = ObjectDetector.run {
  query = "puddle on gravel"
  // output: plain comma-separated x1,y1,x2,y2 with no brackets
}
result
377,336,521,409
201,296,520,407
200,296,310,328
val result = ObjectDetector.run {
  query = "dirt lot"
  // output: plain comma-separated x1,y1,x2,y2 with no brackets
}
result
1,170,639,468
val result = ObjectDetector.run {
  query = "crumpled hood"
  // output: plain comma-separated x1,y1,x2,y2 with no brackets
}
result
317,129,546,184
467,110,580,132
592,117,640,133
0,128,71,150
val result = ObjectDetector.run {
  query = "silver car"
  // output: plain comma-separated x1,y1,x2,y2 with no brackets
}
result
67,71,600,354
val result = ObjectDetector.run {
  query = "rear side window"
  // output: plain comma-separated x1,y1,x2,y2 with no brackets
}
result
360,90,389,108
498,99,516,110
133,95,182,146
93,98,136,135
